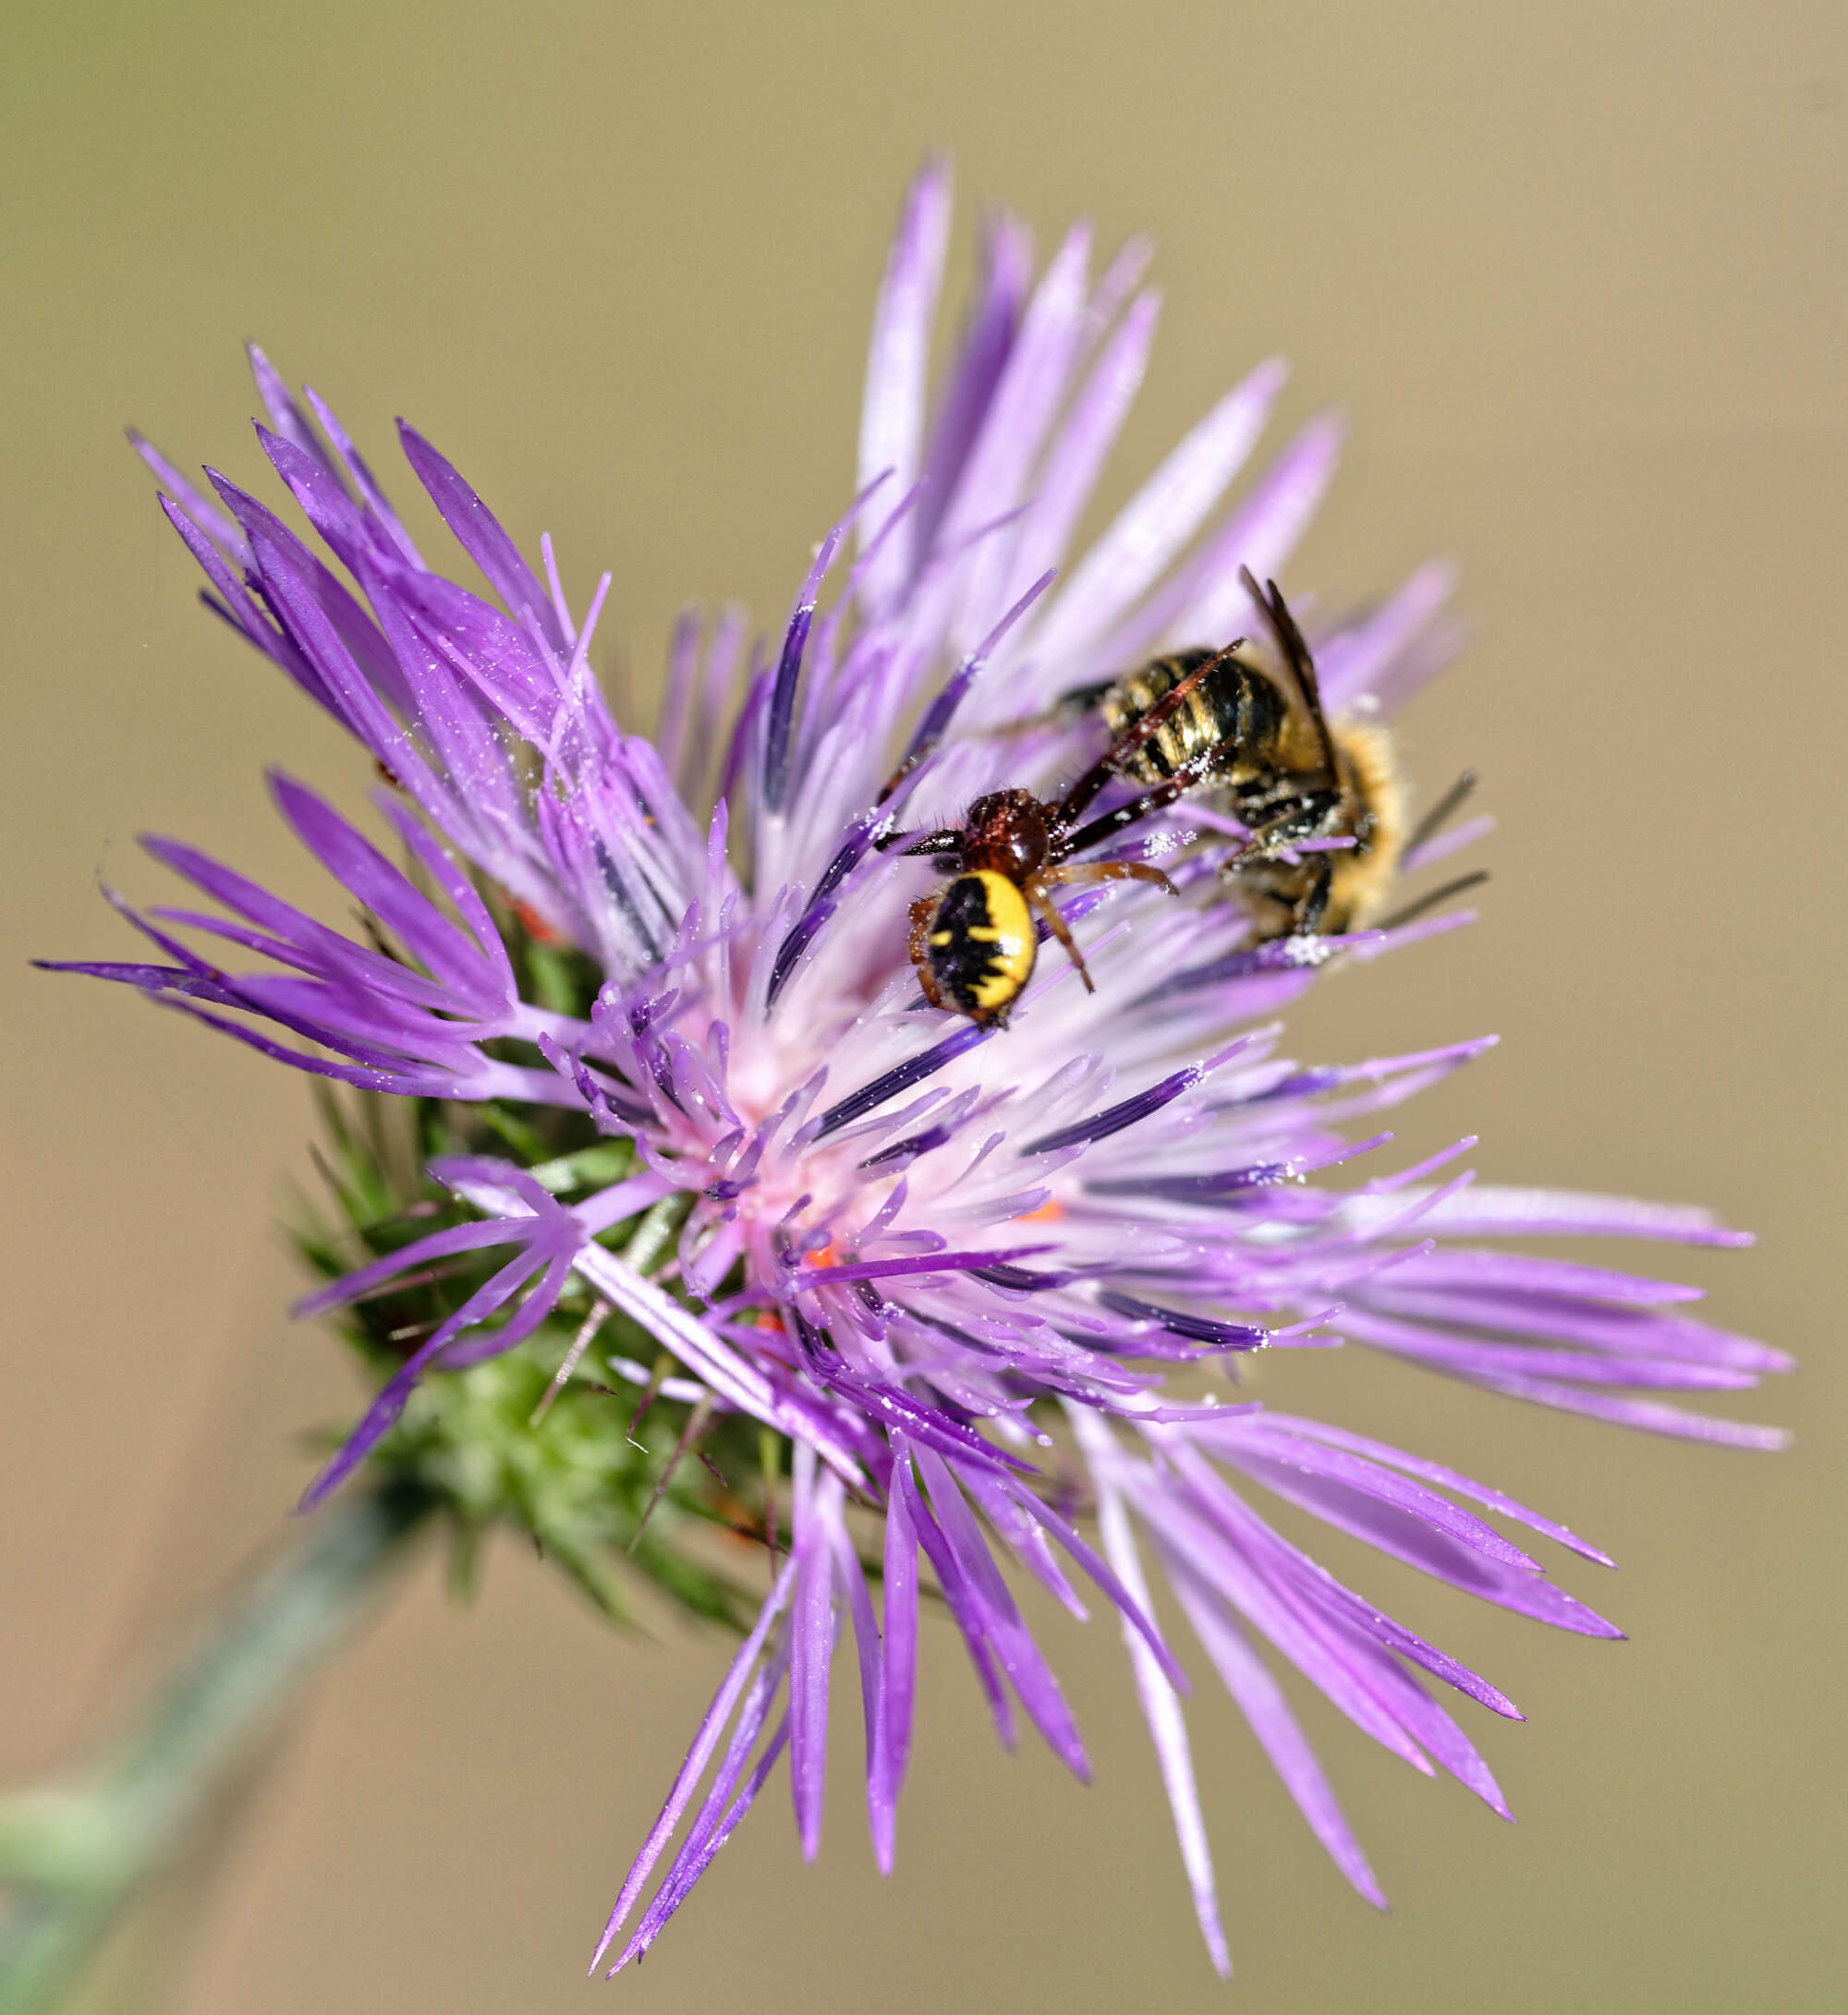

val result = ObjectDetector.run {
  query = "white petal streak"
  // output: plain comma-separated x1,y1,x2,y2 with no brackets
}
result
1161,414,1345,652
857,161,954,604
574,1243,867,1490
1003,289,1161,617
1025,357,1289,683
940,224,1096,647
1069,1406,1230,1979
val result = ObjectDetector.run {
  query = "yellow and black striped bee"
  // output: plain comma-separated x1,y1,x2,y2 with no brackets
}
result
899,650,1244,1026
1068,570,1477,939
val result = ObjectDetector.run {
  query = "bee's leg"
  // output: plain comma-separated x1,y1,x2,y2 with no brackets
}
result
970,686,1113,742
1023,881,1095,992
1224,792,1343,868
1219,796,1340,937
1292,854,1333,936
1040,859,1180,896
908,893,951,1011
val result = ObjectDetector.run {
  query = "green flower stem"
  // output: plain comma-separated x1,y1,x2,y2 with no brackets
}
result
0,1477,436,2015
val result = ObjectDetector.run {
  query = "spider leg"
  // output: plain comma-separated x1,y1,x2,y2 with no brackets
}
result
1054,645,1246,823
1024,882,1095,993
907,892,951,1011
894,827,965,860
1054,744,1225,859
1040,859,1179,895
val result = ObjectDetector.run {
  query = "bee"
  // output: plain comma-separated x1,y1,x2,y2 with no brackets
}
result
1064,570,1479,939
897,650,1244,1026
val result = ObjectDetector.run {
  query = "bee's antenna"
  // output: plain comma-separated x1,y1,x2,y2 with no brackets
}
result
1240,566,1340,785
1376,869,1489,933
1405,770,1478,856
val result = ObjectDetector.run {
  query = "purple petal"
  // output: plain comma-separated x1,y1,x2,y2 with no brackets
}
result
1224,1447,1622,1642
1429,1370,1792,1449
396,421,567,653
1166,1568,1386,1909
916,1447,1089,1781
1030,358,1289,674
1210,1425,1542,1570
611,1713,791,1974
1136,1493,1434,1776
1256,1414,1615,1566
896,1457,1018,1751
1089,1454,1229,1974
869,1441,920,1871
761,512,850,814
613,1637,793,1971
809,1021,997,1139
1171,1446,1543,1705
130,430,248,560
590,1551,800,1971
1021,1055,1218,1156
1351,1286,1789,1376
857,159,953,605
246,343,344,484
788,1453,836,1863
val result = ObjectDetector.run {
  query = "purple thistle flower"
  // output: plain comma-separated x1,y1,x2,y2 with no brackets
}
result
43,159,1789,1979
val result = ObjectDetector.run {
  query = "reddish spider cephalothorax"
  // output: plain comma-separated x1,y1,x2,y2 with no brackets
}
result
898,649,1245,1026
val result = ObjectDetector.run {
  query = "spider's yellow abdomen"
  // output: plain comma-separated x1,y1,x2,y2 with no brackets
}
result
927,869,1037,1023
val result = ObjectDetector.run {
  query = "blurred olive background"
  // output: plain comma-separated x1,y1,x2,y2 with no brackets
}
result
3,1,1843,2009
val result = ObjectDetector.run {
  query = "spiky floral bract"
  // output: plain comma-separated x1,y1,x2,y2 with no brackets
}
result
43,161,1789,1980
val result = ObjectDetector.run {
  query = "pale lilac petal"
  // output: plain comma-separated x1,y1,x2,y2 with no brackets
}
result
590,1550,800,1971
1003,288,1161,612
788,1450,836,1862
857,159,953,605
1316,559,1462,712
1082,1426,1229,1976
1166,1566,1386,1908
869,1440,920,1871
916,1447,1090,1780
1162,414,1346,649
912,212,1032,567
1026,358,1289,681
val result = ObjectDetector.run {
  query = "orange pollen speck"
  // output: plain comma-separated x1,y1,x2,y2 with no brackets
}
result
511,898,563,945
1017,1198,1064,1224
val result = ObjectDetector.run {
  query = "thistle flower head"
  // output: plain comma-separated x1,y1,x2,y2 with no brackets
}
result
46,160,1789,1979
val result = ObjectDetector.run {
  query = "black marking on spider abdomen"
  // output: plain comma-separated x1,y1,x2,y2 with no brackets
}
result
926,870,1036,1022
